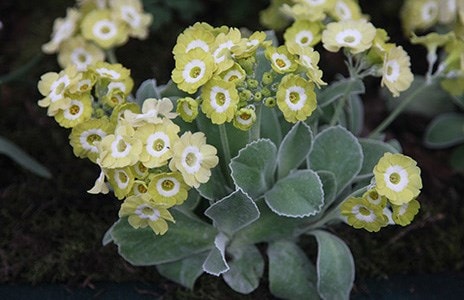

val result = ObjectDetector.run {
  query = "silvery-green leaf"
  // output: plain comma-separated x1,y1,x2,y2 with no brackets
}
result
265,170,324,218
311,230,354,300
205,190,259,236
357,138,398,180
268,240,319,300
317,78,365,108
102,222,116,246
308,126,363,193
230,139,277,199
156,251,208,290
346,94,364,136
277,122,313,179
158,79,189,98
196,165,230,201
424,112,464,148
223,244,264,294
260,106,282,146
202,233,229,276
135,79,160,105
111,211,216,265
317,171,337,210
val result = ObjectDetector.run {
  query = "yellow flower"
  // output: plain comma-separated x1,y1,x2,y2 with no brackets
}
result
54,93,93,128
233,106,257,131
169,131,219,188
98,121,143,168
69,117,114,163
281,1,330,22
87,169,110,194
363,189,387,208
110,0,153,39
276,74,317,123
322,19,376,54
119,195,175,235
172,22,215,57
124,98,177,127
265,45,298,74
92,62,131,81
233,31,269,59
101,78,134,108
391,199,420,226
201,77,239,124
72,71,97,94
148,172,190,207
81,9,129,49
110,102,140,125
219,63,246,84
38,66,81,116
401,0,439,34
42,8,81,54
381,45,414,97
57,35,105,71
172,48,216,94
211,27,243,73
131,161,149,179
107,167,135,200
373,153,422,205
328,0,363,21
284,20,322,49
340,196,388,232
176,97,199,122
288,45,326,88
134,119,180,168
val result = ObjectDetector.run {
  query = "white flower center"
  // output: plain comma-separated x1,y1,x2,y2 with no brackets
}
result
111,135,132,158
52,19,76,45
63,99,84,120
384,165,409,192
156,177,180,197
71,48,91,70
352,205,376,222
285,86,307,111
421,1,438,21
108,81,126,93
49,75,70,102
183,59,206,83
96,67,121,80
335,29,362,48
146,132,170,157
182,102,193,116
209,86,231,113
384,60,400,83
213,41,234,63
93,20,117,41
77,79,92,92
121,6,141,28
236,114,253,125
223,70,243,82
272,53,291,71
335,1,352,20
181,146,202,174
186,39,210,52
135,204,160,221
304,0,326,5
114,169,130,189
295,30,314,47
398,203,409,216
80,129,106,153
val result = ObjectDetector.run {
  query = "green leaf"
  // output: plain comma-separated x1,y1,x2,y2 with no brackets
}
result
308,126,363,193
205,190,259,236
424,113,464,148
357,138,399,180
135,79,160,105
268,240,319,300
230,139,277,199
223,244,264,294
317,78,365,108
0,136,52,178
111,210,217,265
102,223,116,246
158,79,189,99
311,230,354,300
233,201,302,245
196,165,230,201
260,106,283,146
202,233,229,276
265,170,324,218
277,122,313,179
156,252,208,290
450,144,464,172
346,94,364,136
317,171,337,210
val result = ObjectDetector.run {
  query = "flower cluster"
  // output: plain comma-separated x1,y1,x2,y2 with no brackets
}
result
171,22,322,125
42,0,152,70
38,61,219,235
341,152,422,232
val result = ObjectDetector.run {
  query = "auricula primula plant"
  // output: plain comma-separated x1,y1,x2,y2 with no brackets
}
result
38,0,424,298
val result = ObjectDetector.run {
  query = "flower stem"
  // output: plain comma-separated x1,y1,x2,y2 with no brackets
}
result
249,104,262,142
219,123,232,167
106,48,118,64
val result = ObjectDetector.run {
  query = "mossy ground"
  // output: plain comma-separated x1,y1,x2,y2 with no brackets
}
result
1,0,463,298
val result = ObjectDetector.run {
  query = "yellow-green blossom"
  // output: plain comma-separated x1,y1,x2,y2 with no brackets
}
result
72,71,97,94
265,45,298,74
69,117,113,163
81,9,129,49
42,8,81,54
233,106,257,131
134,120,180,168
54,93,93,128
93,62,131,81
233,31,269,59
131,161,149,179
363,189,387,208
172,22,215,57
57,35,105,71
110,0,153,39
276,74,317,123
110,102,140,124
374,152,422,205
119,195,175,235
148,172,189,207
328,0,363,21
38,66,82,116
176,97,199,122
212,28,243,73
172,48,216,94
322,19,376,54
219,63,246,83
288,45,326,87
401,0,439,34
124,98,177,127
284,20,322,49
381,45,414,97
201,77,239,124
341,196,389,232
107,167,135,200
169,131,219,188
281,0,331,22
391,199,421,226
87,169,109,194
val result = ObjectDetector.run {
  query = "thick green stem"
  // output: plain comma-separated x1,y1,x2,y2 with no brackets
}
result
369,81,428,138
329,78,357,126
248,104,262,142
105,48,118,64
219,123,232,171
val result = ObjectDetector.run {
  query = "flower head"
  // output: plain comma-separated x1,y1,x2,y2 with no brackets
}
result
42,8,81,54
176,97,199,122
172,22,215,57
391,199,421,226
284,20,322,49
54,93,93,128
124,98,177,127
148,172,189,207
110,0,153,39
276,74,317,123
328,0,363,21
265,45,298,74
169,131,219,188
374,152,422,205
233,106,257,131
201,77,239,124
57,35,105,71
107,167,135,199
381,45,414,97
341,196,389,232
81,9,128,49
322,19,376,54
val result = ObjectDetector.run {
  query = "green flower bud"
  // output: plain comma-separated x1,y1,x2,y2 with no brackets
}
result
264,97,276,107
